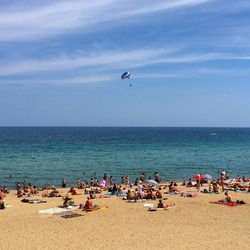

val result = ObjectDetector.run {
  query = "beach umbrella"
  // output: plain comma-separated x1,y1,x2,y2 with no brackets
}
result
145,180,159,186
204,174,212,179
192,175,205,180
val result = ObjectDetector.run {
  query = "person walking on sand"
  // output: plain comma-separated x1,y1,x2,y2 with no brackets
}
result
196,173,201,192
137,180,144,200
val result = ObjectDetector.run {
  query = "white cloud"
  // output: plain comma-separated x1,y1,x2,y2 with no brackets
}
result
0,47,229,77
1,45,250,79
0,0,212,41
0,75,116,86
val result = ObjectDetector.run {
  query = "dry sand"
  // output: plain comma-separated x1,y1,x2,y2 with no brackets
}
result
1,185,250,250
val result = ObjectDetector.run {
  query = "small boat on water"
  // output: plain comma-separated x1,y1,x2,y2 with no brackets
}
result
210,133,217,136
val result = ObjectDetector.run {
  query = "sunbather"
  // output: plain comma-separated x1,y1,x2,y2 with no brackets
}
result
157,199,175,208
63,194,74,207
48,188,61,197
69,186,80,195
83,197,93,211
220,191,233,203
0,197,5,209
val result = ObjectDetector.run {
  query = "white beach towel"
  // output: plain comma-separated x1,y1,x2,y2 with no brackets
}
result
38,207,67,214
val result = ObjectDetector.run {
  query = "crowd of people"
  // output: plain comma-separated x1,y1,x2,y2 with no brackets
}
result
0,170,249,210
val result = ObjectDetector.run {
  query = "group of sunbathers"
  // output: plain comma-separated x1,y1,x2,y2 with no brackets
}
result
0,171,249,213
16,183,39,198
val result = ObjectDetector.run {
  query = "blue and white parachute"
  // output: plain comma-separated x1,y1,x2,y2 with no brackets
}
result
121,72,130,79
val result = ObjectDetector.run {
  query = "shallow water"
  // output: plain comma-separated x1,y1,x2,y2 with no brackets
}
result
0,127,249,188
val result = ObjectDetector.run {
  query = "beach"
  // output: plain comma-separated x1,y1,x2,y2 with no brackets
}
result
1,185,250,250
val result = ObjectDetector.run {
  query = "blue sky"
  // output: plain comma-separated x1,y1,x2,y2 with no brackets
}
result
0,0,250,126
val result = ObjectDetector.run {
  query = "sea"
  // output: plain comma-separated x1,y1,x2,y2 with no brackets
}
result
0,127,250,188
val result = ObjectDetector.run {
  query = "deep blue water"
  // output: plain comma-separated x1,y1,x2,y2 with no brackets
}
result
0,127,250,188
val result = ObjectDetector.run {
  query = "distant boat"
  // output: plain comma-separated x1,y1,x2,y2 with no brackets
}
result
210,133,217,136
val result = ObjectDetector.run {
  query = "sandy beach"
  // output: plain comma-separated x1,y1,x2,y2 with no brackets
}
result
1,185,250,250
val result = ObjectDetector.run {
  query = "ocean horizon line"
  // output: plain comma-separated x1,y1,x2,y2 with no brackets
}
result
0,126,250,129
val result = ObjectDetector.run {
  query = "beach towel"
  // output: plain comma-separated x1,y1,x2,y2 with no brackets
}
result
61,213,83,219
21,199,47,204
164,192,177,195
54,210,75,216
127,199,146,203
38,207,67,214
210,201,238,207
180,193,198,198
67,205,80,210
202,191,219,194
5,204,12,208
29,199,47,204
82,206,107,212
148,206,172,212
144,203,154,208
103,193,113,196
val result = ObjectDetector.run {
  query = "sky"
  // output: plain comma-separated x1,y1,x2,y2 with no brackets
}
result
0,0,250,127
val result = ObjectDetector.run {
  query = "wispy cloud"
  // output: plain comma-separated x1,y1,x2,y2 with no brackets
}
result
1,47,250,86
0,47,231,77
0,0,212,41
0,75,116,86
2,44,250,79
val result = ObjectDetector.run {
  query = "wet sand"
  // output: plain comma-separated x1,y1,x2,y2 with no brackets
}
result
1,185,250,250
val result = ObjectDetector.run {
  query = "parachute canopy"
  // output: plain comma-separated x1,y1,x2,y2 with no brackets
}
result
121,72,130,79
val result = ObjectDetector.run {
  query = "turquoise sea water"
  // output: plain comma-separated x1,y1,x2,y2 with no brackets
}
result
0,127,250,188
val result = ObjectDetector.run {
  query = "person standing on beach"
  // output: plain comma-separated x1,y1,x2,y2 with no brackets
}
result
220,173,225,191
154,172,161,183
196,173,201,192
125,176,130,188
77,179,81,189
62,178,67,188
103,173,107,181
109,176,113,186
137,180,144,200
140,172,145,182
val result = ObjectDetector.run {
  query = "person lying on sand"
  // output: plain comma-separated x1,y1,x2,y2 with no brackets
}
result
48,187,61,197
68,186,80,195
89,193,106,199
186,179,195,187
157,199,175,208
